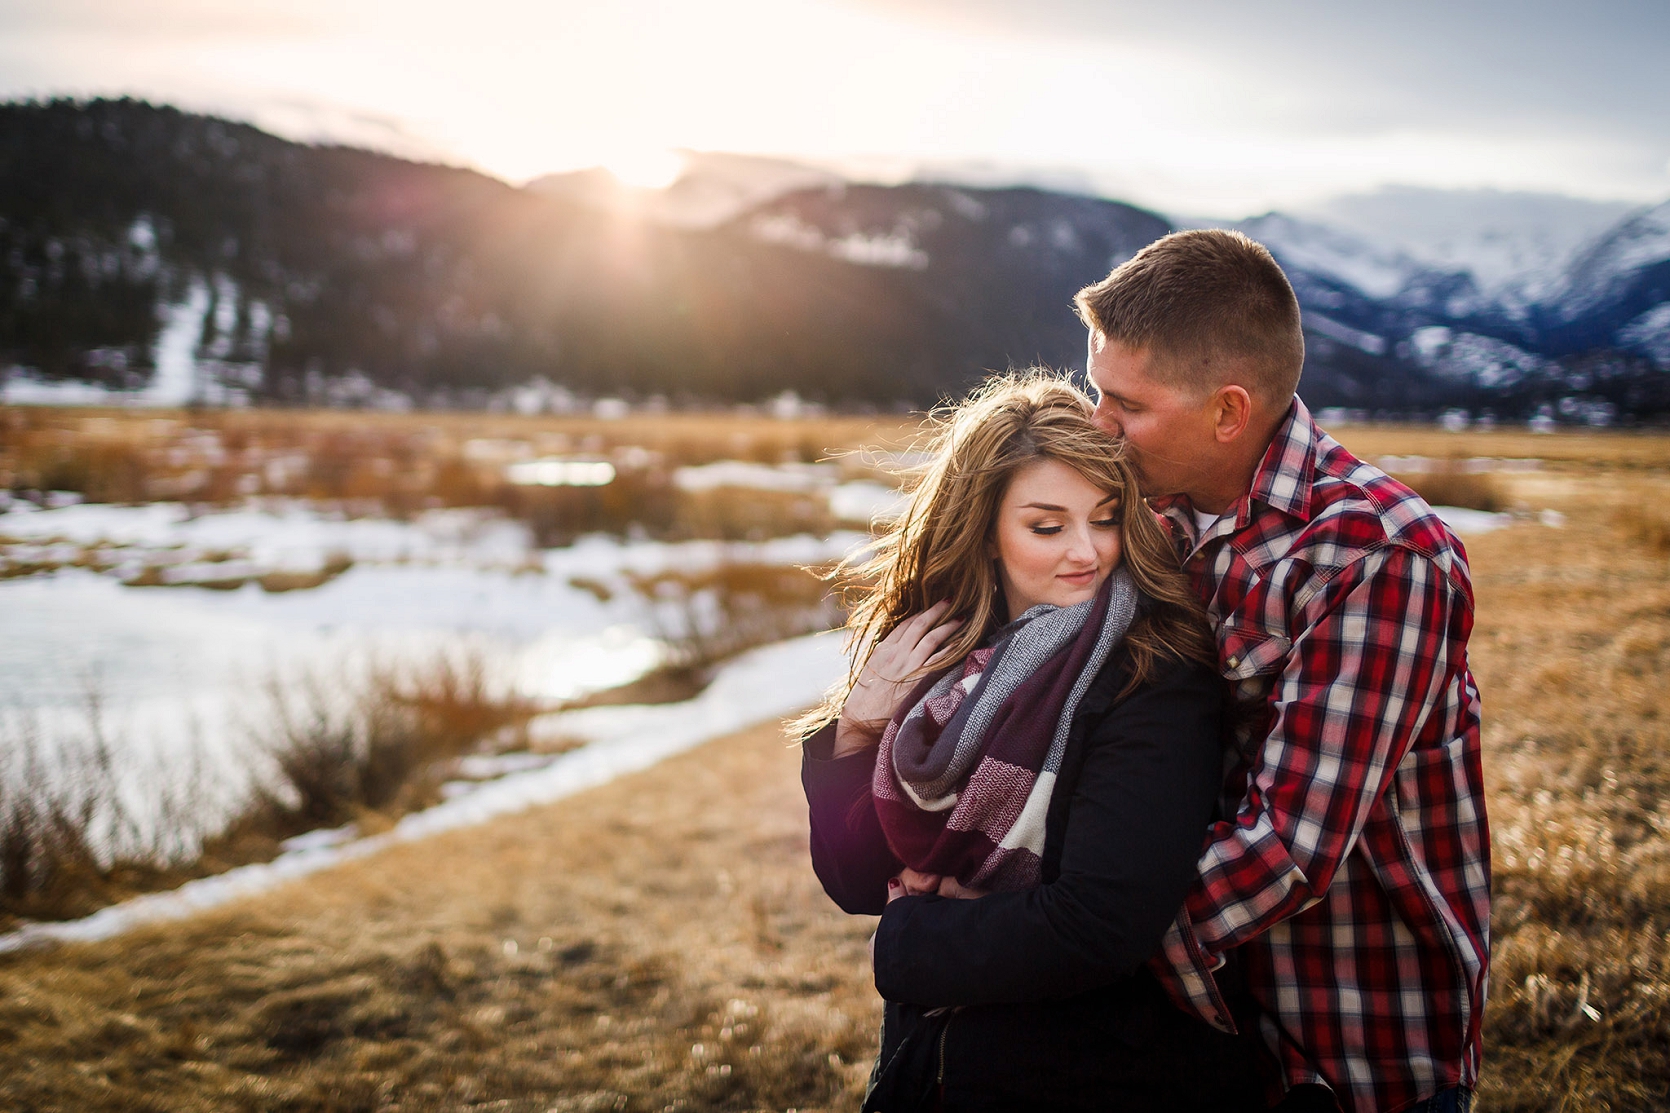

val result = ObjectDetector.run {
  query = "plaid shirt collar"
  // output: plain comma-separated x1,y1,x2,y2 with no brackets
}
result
1151,396,1318,549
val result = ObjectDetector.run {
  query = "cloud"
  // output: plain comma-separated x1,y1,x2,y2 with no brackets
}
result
0,0,1663,213
851,0,1670,141
0,0,330,40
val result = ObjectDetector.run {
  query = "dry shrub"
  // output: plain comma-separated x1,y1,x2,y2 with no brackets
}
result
1,406,915,533
673,485,836,541
507,469,678,546
1396,467,1506,512
0,708,221,927
1615,504,1670,554
0,651,541,928
248,652,540,833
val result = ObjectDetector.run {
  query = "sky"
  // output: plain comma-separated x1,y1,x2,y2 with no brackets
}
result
0,0,1665,217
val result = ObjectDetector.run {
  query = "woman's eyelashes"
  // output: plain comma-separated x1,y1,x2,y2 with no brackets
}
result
1026,516,1120,536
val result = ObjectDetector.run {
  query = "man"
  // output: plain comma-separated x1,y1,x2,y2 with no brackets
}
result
1075,229,1490,1113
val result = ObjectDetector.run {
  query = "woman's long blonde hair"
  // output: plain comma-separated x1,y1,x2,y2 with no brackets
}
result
798,370,1214,735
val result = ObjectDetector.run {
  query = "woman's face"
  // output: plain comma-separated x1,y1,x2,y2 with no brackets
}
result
990,457,1123,621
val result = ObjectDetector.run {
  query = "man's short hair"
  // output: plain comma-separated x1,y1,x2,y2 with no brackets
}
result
1074,229,1304,406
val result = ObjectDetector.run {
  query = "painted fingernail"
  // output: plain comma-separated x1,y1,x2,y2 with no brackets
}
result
888,878,902,889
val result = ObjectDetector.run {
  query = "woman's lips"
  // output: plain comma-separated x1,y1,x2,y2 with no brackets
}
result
1057,569,1096,586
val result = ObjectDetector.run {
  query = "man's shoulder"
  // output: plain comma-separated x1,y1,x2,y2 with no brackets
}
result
1292,433,1465,573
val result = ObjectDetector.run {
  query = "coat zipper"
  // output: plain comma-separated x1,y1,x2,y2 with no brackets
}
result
935,1009,954,1098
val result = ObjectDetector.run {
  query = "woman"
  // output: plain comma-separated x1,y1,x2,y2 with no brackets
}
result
799,373,1267,1112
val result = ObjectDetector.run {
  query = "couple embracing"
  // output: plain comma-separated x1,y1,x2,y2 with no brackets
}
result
800,230,1490,1113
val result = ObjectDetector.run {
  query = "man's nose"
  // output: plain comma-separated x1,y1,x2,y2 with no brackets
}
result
1090,401,1123,437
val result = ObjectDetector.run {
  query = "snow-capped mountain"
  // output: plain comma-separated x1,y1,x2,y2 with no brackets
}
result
1542,200,1670,347
1190,191,1670,411
4,100,1667,420
1296,187,1637,307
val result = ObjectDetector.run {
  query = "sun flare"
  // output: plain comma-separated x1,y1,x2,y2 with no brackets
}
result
603,149,685,190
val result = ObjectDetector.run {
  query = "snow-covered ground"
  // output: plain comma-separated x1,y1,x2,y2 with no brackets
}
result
0,498,866,815
0,630,848,954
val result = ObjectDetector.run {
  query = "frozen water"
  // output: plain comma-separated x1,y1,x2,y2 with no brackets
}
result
0,630,847,953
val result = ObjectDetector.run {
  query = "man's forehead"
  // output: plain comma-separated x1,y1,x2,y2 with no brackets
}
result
1086,334,1156,386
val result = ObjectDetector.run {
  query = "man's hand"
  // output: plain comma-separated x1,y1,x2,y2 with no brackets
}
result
834,602,963,757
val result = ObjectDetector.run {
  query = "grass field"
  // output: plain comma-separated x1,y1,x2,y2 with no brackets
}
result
2,417,1668,1111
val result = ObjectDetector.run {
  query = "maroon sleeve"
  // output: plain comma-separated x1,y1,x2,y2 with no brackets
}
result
801,723,901,915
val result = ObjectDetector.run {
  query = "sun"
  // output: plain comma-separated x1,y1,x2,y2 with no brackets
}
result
603,149,685,190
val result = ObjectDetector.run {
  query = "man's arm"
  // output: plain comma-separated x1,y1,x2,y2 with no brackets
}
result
1175,544,1472,965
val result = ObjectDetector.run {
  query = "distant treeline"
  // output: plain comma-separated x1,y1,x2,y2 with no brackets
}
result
2,98,1667,418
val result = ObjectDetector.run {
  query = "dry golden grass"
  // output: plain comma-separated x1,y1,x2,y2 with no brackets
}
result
0,719,877,1112
2,423,1668,1111
1329,424,1670,474
1448,472,1670,1112
0,405,919,509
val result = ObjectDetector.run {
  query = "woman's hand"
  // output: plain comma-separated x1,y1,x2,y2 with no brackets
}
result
890,868,988,903
875,869,986,970
834,601,963,757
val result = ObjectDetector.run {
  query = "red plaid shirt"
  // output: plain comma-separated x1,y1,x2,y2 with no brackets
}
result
1148,399,1490,1113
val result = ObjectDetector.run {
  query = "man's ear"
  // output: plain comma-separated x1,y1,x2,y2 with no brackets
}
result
1211,385,1254,443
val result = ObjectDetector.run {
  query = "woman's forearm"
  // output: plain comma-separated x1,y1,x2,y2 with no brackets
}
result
802,723,902,915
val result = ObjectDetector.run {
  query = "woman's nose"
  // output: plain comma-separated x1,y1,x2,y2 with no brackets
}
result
1065,524,1098,564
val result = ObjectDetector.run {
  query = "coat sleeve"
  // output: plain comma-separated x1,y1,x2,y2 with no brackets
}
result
801,723,903,916
871,657,1224,1006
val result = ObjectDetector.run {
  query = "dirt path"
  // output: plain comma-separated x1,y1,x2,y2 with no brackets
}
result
0,719,879,1112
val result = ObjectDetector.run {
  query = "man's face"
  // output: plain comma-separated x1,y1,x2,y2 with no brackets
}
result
1085,331,1219,500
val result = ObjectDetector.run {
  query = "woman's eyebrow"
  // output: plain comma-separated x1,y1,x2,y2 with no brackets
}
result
1018,495,1121,512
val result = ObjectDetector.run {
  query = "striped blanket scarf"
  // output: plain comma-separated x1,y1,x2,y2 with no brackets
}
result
872,568,1139,891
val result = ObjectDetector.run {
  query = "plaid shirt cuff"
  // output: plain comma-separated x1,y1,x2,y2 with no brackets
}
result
1149,909,1236,1034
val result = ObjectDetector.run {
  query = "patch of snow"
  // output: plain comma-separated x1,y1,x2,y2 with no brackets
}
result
829,481,907,525
827,231,929,269
1234,213,1420,300
0,630,847,954
1304,312,1387,355
1617,302,1670,368
750,213,929,270
1420,333,1546,389
146,277,213,406
1551,200,1670,319
672,461,837,493
1432,507,1514,536
454,752,557,779
0,373,128,406
1409,326,1453,367
0,500,535,573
